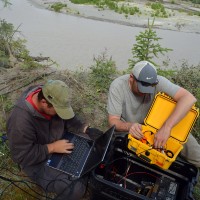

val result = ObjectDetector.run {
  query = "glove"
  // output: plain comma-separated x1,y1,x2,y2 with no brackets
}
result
85,127,103,140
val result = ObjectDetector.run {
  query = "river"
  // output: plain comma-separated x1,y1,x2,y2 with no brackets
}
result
0,0,199,71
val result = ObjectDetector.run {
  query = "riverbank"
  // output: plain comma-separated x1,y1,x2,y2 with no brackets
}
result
30,0,200,33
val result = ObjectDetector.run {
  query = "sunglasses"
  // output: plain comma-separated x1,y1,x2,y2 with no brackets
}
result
133,75,159,87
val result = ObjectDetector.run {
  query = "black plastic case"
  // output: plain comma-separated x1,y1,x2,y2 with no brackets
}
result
89,136,199,200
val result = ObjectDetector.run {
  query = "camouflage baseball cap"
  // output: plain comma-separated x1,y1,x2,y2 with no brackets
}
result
42,80,75,119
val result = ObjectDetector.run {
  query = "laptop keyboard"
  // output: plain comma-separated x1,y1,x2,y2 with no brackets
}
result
59,136,91,175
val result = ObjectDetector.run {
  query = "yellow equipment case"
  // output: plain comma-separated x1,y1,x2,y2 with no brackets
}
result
128,92,199,170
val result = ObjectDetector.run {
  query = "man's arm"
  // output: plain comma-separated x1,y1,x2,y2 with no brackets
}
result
108,115,132,132
154,87,197,149
108,114,143,139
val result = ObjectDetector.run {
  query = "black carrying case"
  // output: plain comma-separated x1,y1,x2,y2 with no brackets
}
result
88,136,199,200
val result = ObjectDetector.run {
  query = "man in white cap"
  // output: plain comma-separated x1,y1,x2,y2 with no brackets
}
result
7,79,102,200
107,61,200,167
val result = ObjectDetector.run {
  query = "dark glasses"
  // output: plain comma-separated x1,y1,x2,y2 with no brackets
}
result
134,75,159,87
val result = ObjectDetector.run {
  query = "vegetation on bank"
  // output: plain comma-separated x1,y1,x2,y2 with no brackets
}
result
0,7,200,200
184,0,200,4
0,19,36,68
50,2,67,12
50,0,200,18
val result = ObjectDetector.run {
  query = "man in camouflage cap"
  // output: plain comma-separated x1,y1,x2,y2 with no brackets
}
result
7,79,102,200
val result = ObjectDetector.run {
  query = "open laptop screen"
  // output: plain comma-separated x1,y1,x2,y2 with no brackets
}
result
81,125,115,175
47,125,115,179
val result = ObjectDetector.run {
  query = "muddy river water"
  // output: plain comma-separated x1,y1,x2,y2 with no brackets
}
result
0,0,199,71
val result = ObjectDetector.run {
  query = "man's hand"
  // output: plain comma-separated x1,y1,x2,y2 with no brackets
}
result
153,125,171,150
129,123,143,139
47,139,74,154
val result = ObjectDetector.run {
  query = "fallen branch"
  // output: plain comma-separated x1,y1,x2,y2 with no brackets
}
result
0,70,56,95
30,56,50,62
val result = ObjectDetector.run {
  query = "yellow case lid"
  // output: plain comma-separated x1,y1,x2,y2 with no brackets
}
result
144,92,199,143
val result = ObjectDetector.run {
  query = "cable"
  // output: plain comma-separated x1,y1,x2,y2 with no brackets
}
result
0,165,79,199
114,157,159,188
0,144,87,199
0,182,12,199
121,159,131,189
0,165,88,200
117,171,159,185
0,175,41,199
45,173,70,199
0,166,42,186
0,175,53,200
105,156,160,194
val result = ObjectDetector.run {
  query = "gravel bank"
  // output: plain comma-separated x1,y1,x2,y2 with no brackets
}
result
30,0,200,33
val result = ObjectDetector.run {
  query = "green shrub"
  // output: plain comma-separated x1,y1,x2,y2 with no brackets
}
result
191,0,200,4
0,19,38,69
0,50,9,68
194,11,200,16
70,0,97,4
105,0,118,10
151,2,168,18
171,63,200,107
151,2,164,10
163,62,200,141
129,6,140,15
50,2,67,12
88,52,118,93
157,68,177,80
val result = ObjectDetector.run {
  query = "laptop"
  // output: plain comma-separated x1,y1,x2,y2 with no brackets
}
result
47,125,115,179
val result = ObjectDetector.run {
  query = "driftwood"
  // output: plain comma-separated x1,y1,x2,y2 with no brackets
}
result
30,56,50,62
0,66,56,96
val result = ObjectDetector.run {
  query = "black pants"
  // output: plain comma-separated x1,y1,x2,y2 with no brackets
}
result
23,163,88,200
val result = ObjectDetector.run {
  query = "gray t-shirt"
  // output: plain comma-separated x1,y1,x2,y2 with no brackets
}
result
107,74,180,124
